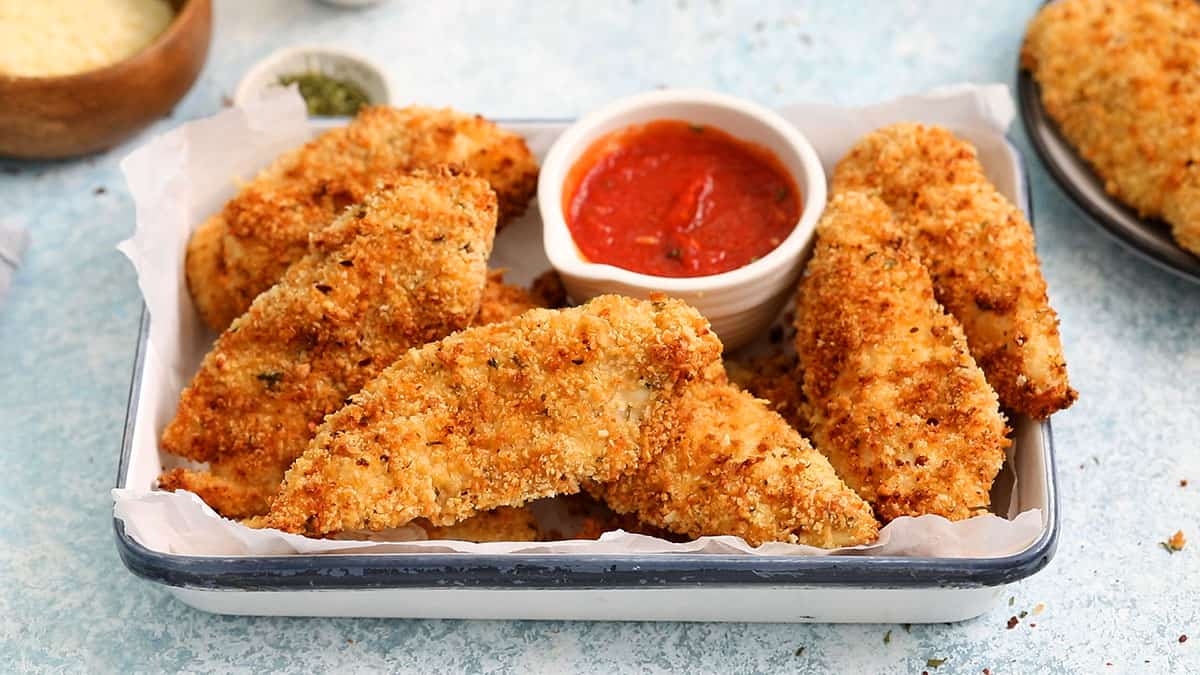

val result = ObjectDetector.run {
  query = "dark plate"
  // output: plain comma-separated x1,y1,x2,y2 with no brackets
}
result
1017,68,1200,283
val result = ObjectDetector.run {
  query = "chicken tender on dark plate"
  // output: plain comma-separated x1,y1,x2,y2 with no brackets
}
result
1023,0,1200,256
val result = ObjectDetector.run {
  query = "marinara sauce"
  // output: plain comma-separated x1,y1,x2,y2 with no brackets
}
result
563,119,801,277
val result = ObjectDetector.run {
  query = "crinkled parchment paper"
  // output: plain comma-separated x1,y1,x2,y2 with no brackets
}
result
114,85,1043,557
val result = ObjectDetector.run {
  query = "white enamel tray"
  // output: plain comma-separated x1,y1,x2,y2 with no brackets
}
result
114,119,1058,622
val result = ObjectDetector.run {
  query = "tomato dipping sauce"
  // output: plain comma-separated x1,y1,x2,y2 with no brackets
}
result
563,119,801,278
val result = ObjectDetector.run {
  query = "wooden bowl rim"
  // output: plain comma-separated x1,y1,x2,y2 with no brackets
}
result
0,0,211,86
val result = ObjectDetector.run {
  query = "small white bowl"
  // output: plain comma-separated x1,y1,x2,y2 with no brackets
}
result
234,45,392,112
538,89,827,352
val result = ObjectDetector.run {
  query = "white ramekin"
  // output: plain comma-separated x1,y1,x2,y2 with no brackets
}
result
233,45,392,112
538,89,827,352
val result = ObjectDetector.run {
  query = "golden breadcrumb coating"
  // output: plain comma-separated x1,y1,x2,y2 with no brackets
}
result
422,270,566,542
252,295,723,536
474,270,567,325
832,123,1076,419
593,377,879,548
184,214,227,333
186,105,539,330
726,352,810,436
159,169,497,518
473,270,545,326
1023,0,1200,254
794,193,1010,523
419,506,540,542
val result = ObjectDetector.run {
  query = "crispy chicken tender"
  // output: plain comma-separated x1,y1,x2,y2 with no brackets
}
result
832,123,1076,419
1023,0,1200,255
187,105,539,330
473,269,566,326
252,295,723,536
794,193,1010,523
475,270,542,325
726,352,810,436
593,378,879,548
418,271,570,542
418,506,540,542
159,169,497,518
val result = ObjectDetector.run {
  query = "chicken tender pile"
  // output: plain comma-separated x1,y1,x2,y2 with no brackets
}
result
474,269,566,326
187,105,539,330
832,123,1076,419
419,506,540,543
1022,0,1200,255
727,352,809,436
253,296,724,536
794,193,1010,522
595,378,878,547
158,103,1072,551
159,169,497,518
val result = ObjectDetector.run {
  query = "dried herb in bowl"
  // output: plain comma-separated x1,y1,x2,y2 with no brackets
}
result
278,72,370,117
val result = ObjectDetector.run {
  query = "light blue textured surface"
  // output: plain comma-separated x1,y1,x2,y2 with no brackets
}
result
1,1,1197,672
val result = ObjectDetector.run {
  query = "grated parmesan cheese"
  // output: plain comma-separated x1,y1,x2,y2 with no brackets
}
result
0,0,175,78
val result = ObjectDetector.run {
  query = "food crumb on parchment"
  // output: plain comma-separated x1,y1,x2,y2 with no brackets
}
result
1006,616,1019,629
1181,635,1189,644
1033,602,1046,615
1180,479,1188,487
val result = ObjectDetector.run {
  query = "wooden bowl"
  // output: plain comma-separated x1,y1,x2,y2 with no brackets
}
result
0,0,212,159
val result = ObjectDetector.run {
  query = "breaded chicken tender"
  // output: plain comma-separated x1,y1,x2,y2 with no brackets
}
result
411,270,569,541
1023,0,1200,254
833,123,1076,419
726,352,810,436
594,378,879,548
419,506,540,542
794,193,1010,522
187,105,539,330
475,270,542,325
159,169,497,518
252,295,723,536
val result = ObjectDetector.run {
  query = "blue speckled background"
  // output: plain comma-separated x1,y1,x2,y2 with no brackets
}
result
1,1,1197,672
